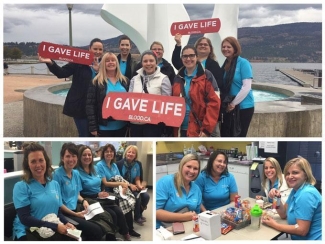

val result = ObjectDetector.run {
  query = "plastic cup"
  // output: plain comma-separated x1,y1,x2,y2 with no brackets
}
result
256,199,264,208
250,204,263,230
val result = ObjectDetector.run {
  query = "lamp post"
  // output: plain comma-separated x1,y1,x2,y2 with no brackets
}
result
67,4,73,46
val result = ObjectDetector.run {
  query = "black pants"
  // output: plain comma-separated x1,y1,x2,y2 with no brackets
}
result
239,107,254,137
124,210,135,231
130,123,161,137
103,205,129,235
67,215,104,240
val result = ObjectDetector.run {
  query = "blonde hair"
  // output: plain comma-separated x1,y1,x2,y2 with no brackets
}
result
283,157,316,185
150,41,164,51
123,145,138,161
194,37,216,60
261,157,284,190
174,154,200,197
92,52,128,87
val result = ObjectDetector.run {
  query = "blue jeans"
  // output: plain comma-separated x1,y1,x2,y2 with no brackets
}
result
133,191,150,220
73,118,90,137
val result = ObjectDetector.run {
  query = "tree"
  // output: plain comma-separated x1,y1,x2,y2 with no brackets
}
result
10,47,23,60
3,46,11,59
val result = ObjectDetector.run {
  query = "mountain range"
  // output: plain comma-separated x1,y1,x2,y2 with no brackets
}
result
4,22,322,63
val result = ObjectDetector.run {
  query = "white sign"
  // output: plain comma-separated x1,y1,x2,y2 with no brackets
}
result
264,141,278,153
84,202,104,220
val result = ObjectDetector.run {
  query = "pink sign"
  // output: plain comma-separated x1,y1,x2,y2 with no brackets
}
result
102,92,186,127
38,41,94,65
170,18,221,36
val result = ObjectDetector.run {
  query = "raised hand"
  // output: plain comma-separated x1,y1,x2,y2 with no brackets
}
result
174,33,182,46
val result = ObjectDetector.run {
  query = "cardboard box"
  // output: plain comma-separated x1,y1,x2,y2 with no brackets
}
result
198,211,221,240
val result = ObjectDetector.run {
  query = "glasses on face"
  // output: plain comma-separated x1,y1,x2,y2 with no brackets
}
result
198,43,209,47
181,54,196,59
105,151,114,154
151,48,163,52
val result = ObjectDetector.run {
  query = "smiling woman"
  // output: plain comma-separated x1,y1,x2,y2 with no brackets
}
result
156,154,202,229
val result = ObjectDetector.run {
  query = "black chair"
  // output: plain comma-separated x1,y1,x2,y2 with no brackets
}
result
4,202,16,240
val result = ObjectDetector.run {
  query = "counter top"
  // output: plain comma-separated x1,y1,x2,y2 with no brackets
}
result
156,156,253,167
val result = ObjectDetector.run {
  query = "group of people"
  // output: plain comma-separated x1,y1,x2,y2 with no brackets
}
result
12,142,150,241
156,153,321,240
38,34,255,137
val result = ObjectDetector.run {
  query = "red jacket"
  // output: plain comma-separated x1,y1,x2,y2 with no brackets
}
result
172,63,220,137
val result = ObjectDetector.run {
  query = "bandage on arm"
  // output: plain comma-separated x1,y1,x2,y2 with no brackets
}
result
230,79,252,106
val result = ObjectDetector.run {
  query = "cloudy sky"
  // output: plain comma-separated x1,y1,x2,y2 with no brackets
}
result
2,1,322,46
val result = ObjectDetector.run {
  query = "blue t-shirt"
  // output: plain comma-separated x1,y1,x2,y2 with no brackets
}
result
200,59,207,68
194,171,238,210
119,61,127,75
99,79,128,131
267,178,279,203
78,166,102,196
96,159,121,191
53,166,82,210
286,183,322,240
224,56,254,109
120,161,141,183
181,66,198,130
12,179,63,239
156,174,202,229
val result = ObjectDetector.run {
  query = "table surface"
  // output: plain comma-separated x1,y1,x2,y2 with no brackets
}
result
167,198,287,240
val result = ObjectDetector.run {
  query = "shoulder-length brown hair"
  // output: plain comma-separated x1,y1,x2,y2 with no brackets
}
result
77,145,96,175
221,36,242,71
100,143,117,163
21,142,54,183
194,37,216,60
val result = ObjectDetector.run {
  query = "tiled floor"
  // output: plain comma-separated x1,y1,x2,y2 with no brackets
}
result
116,189,153,241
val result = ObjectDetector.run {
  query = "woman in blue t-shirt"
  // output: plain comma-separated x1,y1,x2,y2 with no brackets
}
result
156,154,202,229
195,151,238,211
262,157,322,240
86,52,129,137
220,36,254,137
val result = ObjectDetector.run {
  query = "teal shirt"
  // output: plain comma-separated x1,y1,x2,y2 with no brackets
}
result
53,166,82,210
99,79,128,131
13,179,62,239
96,160,121,191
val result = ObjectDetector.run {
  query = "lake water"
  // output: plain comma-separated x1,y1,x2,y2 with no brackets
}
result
54,88,288,102
8,62,321,87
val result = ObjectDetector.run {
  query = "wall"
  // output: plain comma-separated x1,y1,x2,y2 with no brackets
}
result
157,141,251,154
136,141,153,187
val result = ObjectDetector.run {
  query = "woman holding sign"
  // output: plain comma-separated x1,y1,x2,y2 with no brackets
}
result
172,45,220,137
129,50,172,137
38,38,104,137
86,52,129,137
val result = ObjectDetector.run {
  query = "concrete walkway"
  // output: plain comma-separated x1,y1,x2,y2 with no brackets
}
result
278,69,321,88
3,74,65,137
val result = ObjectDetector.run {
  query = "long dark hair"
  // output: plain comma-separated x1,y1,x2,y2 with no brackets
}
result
204,151,229,176
22,142,53,183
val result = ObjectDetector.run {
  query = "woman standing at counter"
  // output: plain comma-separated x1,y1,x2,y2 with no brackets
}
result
262,157,322,240
156,154,201,229
256,157,291,204
194,151,238,211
